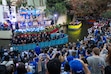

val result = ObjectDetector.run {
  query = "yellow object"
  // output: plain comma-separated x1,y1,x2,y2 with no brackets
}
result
68,28,81,39
68,23,82,30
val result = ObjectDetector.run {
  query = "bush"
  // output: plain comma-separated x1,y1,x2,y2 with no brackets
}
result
101,10,111,19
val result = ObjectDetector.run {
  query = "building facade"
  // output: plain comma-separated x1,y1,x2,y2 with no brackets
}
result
27,0,46,7
10,0,46,7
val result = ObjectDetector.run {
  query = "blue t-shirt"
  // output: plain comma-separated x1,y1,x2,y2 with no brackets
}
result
29,61,37,74
35,46,40,55
78,49,86,57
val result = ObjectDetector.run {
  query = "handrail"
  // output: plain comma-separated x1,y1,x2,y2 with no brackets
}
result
13,34,68,51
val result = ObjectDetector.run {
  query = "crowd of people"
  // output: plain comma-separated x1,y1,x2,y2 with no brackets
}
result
0,19,111,74
12,31,65,45
0,22,11,30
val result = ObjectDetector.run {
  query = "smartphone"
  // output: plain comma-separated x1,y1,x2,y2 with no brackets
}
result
16,63,19,67
25,63,28,68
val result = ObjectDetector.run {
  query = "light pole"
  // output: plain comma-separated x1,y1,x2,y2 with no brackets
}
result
54,14,57,25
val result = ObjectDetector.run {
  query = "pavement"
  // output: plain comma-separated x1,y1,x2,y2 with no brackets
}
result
57,15,67,25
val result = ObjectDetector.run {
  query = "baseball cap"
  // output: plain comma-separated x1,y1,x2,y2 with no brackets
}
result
67,56,74,62
69,59,83,74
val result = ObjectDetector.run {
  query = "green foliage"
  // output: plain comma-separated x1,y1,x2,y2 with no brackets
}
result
55,3,67,14
0,0,2,5
47,0,66,7
0,0,10,5
7,0,10,3
101,10,111,19
44,8,52,16
45,0,67,15
69,0,111,17
22,2,27,7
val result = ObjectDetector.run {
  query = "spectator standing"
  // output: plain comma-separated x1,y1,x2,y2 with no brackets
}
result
87,47,106,74
35,44,41,55
105,44,111,74
46,58,61,74
69,59,90,74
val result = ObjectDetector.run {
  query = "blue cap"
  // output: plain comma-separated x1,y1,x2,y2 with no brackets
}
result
67,56,74,62
69,59,83,73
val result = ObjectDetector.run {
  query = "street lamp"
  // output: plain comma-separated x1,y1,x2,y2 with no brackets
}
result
54,14,57,25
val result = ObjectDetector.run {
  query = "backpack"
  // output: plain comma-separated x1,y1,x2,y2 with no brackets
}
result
0,65,8,74
105,65,111,74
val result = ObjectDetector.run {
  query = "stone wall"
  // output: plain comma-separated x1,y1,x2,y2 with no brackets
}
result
0,30,12,39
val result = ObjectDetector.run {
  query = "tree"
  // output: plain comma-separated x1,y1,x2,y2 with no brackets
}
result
16,0,23,7
69,0,111,17
0,0,2,4
45,0,67,15
16,0,28,9
101,10,111,19
47,0,66,7
0,0,10,5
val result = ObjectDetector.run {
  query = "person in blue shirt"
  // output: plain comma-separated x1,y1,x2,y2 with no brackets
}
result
78,47,86,58
29,58,37,74
35,44,41,55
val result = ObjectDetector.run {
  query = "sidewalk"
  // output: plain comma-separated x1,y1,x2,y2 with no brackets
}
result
57,15,67,25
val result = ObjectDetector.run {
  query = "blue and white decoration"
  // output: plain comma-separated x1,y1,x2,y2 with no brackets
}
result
20,8,41,19
14,26,45,33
